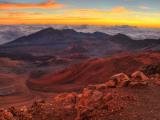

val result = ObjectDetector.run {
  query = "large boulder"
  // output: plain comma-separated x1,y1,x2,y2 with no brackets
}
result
131,71,149,81
111,73,130,83
108,73,130,88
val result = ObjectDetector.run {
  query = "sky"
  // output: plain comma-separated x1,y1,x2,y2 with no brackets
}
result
0,0,160,28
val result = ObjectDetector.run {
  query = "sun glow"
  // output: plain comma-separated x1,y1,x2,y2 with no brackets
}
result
0,1,160,28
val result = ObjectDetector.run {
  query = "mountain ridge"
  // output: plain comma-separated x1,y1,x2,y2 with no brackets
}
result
3,27,160,46
0,28,160,57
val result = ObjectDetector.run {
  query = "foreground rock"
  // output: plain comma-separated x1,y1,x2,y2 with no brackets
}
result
0,87,129,120
105,71,150,88
75,88,112,120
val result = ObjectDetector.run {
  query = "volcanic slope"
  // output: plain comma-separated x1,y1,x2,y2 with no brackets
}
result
27,51,160,92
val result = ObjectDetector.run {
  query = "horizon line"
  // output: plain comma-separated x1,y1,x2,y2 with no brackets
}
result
0,23,160,29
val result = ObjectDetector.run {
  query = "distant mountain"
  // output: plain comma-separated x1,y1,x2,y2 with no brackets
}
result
0,28,160,58
1,25,160,44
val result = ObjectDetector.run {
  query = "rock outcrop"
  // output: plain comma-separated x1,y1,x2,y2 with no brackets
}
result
104,71,150,88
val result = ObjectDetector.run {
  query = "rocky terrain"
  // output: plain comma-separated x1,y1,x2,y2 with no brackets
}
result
0,65,160,120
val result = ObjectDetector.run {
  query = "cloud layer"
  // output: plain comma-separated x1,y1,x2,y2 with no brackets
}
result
0,25,160,44
0,0,63,9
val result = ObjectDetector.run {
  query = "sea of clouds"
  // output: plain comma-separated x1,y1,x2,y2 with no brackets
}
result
0,24,160,44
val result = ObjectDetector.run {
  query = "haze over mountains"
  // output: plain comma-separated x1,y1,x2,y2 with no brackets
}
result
0,27,160,60
0,25,160,44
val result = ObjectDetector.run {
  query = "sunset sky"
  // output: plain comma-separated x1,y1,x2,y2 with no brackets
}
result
0,0,160,28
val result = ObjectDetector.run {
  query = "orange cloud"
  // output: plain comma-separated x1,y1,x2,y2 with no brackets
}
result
110,6,131,14
0,0,64,9
67,6,132,17
4,11,43,17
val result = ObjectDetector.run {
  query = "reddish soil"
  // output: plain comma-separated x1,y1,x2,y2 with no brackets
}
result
0,56,62,108
0,72,59,108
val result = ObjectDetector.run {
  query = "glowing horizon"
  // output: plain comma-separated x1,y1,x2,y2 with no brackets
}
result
0,0,160,28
